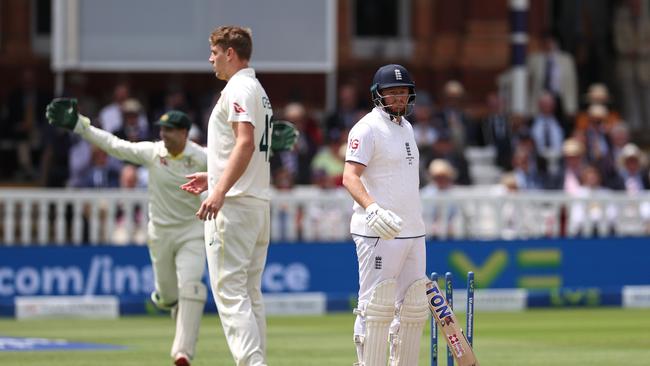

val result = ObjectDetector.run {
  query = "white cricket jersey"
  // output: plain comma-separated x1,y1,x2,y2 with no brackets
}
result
345,107,425,237
75,123,207,227
206,67,272,201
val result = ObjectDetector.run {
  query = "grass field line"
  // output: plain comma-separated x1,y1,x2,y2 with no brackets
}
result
1,308,650,365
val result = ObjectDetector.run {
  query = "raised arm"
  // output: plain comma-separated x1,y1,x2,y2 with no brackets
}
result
46,98,154,166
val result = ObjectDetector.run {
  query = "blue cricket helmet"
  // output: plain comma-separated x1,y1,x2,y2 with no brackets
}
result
370,64,416,118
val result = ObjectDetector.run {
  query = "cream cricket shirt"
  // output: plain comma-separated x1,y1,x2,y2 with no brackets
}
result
75,123,207,227
345,107,426,237
207,68,272,201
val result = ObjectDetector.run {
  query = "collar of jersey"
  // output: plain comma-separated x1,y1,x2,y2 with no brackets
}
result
156,142,186,160
374,107,403,126
231,67,255,79
168,152,185,160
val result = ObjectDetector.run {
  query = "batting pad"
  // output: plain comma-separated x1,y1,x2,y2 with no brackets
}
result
389,278,429,366
354,279,396,366
171,282,207,360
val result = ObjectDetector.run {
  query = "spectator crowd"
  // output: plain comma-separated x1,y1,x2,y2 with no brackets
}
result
1,72,649,201
0,0,649,219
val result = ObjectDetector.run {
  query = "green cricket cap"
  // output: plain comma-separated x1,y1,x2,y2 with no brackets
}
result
156,110,191,130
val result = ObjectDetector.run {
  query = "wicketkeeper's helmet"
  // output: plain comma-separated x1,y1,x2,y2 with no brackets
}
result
370,64,416,118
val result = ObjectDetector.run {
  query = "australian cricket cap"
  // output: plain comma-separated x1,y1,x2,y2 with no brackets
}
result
156,110,191,130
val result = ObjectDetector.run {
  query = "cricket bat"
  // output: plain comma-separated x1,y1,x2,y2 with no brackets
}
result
426,279,480,366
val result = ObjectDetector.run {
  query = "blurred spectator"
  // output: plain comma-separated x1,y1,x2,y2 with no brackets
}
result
310,129,345,188
527,31,578,132
435,80,476,148
497,172,523,239
271,102,320,185
112,164,147,245
509,113,532,147
582,104,614,173
496,172,545,239
567,165,617,237
614,0,650,132
610,143,650,192
481,92,513,170
73,146,122,188
421,130,472,186
547,138,587,192
584,83,612,106
421,159,457,195
115,99,149,142
574,83,622,131
608,123,631,169
4,68,52,181
530,92,565,176
500,172,519,193
611,142,650,233
512,128,544,179
411,91,438,154
272,166,295,190
67,137,93,187
98,82,148,134
420,159,461,239
324,82,367,133
510,147,544,190
287,102,322,147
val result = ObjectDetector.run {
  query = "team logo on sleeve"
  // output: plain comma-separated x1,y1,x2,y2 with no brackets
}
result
349,138,360,151
233,102,246,114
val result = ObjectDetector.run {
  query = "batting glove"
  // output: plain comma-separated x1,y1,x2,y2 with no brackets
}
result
365,203,403,240
271,119,299,152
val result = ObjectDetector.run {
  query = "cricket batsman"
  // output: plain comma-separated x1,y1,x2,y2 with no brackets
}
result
342,64,429,365
46,100,207,366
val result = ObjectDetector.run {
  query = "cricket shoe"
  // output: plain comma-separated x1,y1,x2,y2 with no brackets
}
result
174,352,190,366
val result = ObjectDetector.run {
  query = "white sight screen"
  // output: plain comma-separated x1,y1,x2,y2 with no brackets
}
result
53,0,336,72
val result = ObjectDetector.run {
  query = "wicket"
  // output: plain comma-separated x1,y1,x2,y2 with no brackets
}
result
430,271,476,366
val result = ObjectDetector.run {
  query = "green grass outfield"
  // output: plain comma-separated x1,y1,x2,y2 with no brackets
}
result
2,308,650,365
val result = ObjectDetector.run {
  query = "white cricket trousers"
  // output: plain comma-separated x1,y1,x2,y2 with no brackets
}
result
352,235,426,336
147,220,206,307
148,221,206,359
205,196,270,366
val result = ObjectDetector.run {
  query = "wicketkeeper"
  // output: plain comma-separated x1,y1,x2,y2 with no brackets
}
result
46,99,207,366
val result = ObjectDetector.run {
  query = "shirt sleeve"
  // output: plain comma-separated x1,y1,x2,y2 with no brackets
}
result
345,122,374,166
225,84,256,126
76,123,156,166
